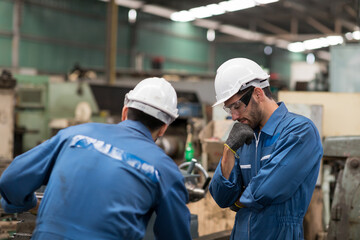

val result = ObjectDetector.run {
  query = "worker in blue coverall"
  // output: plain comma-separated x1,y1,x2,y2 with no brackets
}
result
0,77,192,240
209,58,323,240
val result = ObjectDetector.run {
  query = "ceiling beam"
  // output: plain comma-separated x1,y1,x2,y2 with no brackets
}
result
344,4,357,18
256,19,289,35
338,18,359,31
305,17,334,34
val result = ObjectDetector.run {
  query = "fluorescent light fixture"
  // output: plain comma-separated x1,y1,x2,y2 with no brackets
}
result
255,0,279,4
326,36,343,45
100,0,144,9
352,31,360,40
306,53,315,64
170,0,278,23
220,0,256,12
264,46,273,55
128,9,137,23
206,4,226,15
303,38,329,50
189,6,212,19
171,10,195,22
287,42,305,52
142,5,174,19
345,32,353,40
207,29,216,42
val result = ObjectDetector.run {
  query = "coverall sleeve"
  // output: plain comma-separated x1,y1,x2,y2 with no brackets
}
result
240,122,323,211
0,134,65,213
209,157,243,208
153,179,192,240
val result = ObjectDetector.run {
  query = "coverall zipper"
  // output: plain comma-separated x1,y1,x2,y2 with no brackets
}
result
248,132,261,240
254,132,261,175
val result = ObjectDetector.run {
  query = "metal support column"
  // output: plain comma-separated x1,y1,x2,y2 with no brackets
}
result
105,0,118,85
12,0,22,70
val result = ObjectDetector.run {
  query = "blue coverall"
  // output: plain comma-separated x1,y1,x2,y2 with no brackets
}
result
209,103,323,240
0,120,191,240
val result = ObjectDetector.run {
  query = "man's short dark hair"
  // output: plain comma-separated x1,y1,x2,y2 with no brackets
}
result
127,108,165,131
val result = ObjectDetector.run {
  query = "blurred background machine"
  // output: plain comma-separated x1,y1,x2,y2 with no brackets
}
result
13,73,205,163
322,136,360,240
0,70,16,161
0,70,17,239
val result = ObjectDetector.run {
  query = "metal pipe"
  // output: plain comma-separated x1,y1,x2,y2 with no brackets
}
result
105,0,118,85
12,0,22,70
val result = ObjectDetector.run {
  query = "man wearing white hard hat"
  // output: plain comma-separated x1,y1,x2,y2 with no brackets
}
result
0,77,192,240
209,58,323,240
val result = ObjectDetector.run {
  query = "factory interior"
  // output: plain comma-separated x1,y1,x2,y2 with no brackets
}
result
0,0,360,239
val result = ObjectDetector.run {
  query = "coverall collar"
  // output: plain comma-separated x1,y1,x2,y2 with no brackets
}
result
119,120,154,141
260,102,288,136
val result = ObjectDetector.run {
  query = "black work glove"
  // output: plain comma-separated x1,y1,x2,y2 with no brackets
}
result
225,122,254,154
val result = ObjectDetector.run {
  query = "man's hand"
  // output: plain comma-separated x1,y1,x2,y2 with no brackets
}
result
229,199,246,212
225,122,254,154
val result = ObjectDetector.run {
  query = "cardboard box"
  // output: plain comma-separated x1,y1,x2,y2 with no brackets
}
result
199,120,234,171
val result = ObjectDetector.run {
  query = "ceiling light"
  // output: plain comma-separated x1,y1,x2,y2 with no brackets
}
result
189,6,212,19
306,53,315,64
219,0,256,12
352,31,360,40
206,4,226,15
303,38,329,50
255,0,279,4
100,0,144,9
207,29,216,42
264,46,273,55
171,11,195,22
287,42,305,52
128,9,137,23
326,36,343,45
345,32,353,40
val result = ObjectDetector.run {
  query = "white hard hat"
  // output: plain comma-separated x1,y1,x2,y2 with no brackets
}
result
213,58,270,107
125,77,179,125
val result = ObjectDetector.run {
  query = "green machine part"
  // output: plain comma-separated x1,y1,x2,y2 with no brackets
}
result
15,75,50,153
15,75,102,153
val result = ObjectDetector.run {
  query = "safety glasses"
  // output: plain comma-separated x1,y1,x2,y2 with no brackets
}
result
223,87,254,114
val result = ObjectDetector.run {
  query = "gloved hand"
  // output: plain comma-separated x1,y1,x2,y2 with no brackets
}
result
225,122,254,154
229,200,246,212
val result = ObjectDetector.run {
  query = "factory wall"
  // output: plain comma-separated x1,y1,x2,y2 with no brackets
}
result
0,0,304,87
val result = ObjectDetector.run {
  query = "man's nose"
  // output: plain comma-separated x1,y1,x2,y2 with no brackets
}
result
231,110,241,121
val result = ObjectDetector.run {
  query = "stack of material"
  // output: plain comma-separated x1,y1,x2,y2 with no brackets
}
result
0,210,17,240
0,220,17,239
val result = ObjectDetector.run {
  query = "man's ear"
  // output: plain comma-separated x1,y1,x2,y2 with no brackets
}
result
254,87,265,102
121,106,128,121
158,124,168,137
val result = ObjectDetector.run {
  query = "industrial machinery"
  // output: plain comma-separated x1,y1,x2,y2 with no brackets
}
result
14,75,103,155
0,70,16,160
322,136,360,239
